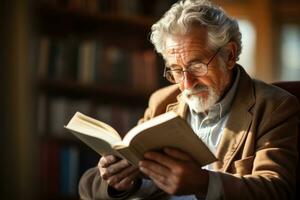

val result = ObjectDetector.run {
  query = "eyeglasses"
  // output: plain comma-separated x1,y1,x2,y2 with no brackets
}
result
163,48,221,84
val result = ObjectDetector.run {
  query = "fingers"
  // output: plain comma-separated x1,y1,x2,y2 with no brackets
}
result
143,151,177,168
98,155,119,168
139,158,169,176
105,165,140,191
139,162,170,185
139,149,207,196
139,151,174,188
163,147,193,161
98,155,140,191
106,165,137,185
100,159,131,179
112,170,140,191
143,148,192,169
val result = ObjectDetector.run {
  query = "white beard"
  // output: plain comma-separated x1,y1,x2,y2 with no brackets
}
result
182,85,220,113
182,58,228,113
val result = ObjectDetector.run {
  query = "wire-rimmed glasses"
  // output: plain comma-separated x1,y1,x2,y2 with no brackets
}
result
163,48,221,84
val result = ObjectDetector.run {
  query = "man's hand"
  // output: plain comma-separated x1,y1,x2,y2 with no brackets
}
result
98,155,139,191
139,147,209,197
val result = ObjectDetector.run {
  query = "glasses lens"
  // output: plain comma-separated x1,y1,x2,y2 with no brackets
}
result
165,70,181,83
171,70,183,81
190,63,207,76
163,62,209,83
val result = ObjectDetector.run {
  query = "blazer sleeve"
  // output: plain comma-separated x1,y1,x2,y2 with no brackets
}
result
78,167,144,200
78,166,111,200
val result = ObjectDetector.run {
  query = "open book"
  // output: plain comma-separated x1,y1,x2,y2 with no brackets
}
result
65,111,217,166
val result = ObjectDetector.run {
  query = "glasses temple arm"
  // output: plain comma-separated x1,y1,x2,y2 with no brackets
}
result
206,47,221,65
163,66,167,77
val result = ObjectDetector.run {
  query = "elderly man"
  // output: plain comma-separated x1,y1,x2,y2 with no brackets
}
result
79,0,299,199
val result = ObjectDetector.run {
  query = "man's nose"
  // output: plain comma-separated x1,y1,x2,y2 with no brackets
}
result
183,71,197,89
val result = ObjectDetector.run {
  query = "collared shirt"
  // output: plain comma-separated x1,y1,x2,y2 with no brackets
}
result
171,67,240,200
188,66,240,159
133,68,241,200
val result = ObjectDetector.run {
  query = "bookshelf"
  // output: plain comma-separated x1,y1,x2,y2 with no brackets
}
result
34,0,172,199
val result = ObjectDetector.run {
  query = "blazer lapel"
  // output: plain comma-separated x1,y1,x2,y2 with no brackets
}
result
214,67,255,171
166,93,188,118
164,66,255,171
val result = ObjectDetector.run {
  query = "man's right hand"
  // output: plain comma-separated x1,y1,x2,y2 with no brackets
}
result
98,155,140,191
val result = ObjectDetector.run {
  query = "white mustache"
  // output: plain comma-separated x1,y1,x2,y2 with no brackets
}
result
183,85,209,96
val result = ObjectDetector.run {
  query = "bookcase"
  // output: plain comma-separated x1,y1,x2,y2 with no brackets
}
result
34,0,174,199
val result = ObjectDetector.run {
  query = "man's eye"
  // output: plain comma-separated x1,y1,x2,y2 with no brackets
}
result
191,63,205,70
170,69,182,75
169,67,181,71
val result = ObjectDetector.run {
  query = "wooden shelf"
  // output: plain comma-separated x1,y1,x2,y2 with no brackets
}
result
40,134,80,144
37,78,154,106
34,3,155,41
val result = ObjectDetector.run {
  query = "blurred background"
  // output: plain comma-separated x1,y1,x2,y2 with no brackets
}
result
1,0,299,199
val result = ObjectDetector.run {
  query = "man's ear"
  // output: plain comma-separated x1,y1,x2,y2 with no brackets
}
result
224,42,237,70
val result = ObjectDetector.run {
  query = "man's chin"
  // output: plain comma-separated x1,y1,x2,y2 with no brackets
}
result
184,97,205,113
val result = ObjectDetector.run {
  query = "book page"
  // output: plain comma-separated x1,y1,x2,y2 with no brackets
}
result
123,111,178,143
65,112,122,155
122,111,216,166
68,129,118,155
76,112,121,139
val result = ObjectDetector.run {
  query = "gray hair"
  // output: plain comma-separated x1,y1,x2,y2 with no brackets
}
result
150,0,242,60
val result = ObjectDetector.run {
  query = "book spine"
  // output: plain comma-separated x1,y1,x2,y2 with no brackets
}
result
40,141,60,194
37,37,50,78
67,146,80,196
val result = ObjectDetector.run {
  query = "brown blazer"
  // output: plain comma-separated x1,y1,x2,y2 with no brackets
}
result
79,66,299,200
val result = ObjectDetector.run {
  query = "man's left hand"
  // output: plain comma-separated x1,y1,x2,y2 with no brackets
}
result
139,147,209,197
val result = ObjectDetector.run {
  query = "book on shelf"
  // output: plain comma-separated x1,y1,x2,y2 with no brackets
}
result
78,40,97,83
65,111,217,166
49,98,91,137
40,141,60,194
60,145,79,196
40,141,99,196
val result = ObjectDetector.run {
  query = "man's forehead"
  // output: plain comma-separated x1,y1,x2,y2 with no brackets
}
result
164,41,210,59
164,34,208,55
165,44,206,55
